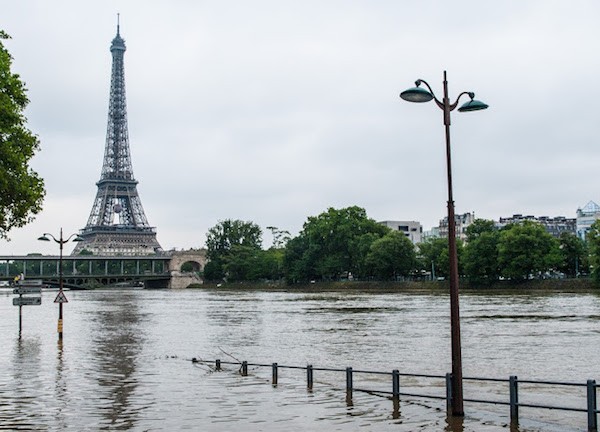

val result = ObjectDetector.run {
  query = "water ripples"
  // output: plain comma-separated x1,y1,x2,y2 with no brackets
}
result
0,288,598,430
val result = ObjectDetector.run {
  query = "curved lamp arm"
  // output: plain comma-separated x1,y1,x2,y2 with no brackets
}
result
448,92,474,111
64,233,82,243
416,79,436,97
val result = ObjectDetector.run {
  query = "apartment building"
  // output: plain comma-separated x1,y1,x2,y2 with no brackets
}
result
576,201,600,240
438,212,475,241
379,220,423,244
497,214,576,238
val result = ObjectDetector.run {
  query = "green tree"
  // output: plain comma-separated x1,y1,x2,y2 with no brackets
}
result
463,219,500,284
497,221,561,281
282,235,306,283
0,31,45,238
465,219,496,240
254,248,285,281
283,206,389,282
557,232,588,277
586,220,600,281
204,219,262,281
417,237,464,279
222,244,259,281
366,231,416,280
266,226,291,249
203,260,224,281
206,219,262,260
258,226,288,281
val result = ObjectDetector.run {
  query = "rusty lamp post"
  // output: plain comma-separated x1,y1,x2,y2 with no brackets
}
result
38,228,83,340
400,71,488,416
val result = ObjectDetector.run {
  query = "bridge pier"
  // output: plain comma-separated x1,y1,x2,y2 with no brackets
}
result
169,272,203,289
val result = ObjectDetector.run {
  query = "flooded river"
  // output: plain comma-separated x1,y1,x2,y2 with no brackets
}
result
0,287,598,431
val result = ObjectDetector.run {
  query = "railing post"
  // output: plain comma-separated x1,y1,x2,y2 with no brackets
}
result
588,379,597,431
216,359,221,371
509,375,519,425
307,364,313,390
446,373,453,413
346,367,353,396
345,367,354,407
392,369,400,400
272,363,278,385
241,361,248,376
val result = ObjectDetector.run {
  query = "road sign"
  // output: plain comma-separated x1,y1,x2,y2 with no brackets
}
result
13,287,42,295
13,297,42,306
54,290,68,304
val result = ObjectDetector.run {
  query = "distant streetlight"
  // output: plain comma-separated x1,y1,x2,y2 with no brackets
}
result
38,228,83,340
400,71,488,416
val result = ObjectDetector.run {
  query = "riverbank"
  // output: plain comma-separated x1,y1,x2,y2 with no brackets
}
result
198,277,599,293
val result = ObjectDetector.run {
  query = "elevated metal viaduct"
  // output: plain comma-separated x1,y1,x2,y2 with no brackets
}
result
0,250,206,289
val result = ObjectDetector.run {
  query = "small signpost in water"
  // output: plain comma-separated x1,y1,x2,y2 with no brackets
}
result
13,296,42,306
13,286,42,295
12,282,44,335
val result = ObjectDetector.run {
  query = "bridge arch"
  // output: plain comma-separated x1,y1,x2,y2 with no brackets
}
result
167,249,207,289
168,249,207,273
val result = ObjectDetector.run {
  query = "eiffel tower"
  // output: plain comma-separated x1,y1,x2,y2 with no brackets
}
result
72,23,161,256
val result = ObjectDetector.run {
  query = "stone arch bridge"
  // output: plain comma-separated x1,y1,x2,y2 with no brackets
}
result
0,249,207,289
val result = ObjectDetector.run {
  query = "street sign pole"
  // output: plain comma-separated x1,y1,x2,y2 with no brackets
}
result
13,283,43,335
58,300,63,338
18,299,22,336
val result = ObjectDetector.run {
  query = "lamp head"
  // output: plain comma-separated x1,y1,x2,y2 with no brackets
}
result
400,80,434,103
458,93,489,112
73,235,84,242
38,234,50,242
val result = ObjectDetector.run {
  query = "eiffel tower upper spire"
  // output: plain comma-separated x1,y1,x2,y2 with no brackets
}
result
103,20,132,182
73,22,161,256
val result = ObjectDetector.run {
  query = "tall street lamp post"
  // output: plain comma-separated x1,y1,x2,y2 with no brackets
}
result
400,71,488,416
38,228,83,340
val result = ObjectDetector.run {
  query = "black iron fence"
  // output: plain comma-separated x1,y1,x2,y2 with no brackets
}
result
192,358,598,431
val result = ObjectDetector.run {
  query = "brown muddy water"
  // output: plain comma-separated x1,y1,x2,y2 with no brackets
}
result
0,288,598,431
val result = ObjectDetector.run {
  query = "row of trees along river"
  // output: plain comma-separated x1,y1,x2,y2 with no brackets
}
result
201,205,600,286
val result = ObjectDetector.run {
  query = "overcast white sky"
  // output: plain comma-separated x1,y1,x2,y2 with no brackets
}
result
2,1,600,255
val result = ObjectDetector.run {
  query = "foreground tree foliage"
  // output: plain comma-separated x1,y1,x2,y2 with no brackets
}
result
0,31,45,238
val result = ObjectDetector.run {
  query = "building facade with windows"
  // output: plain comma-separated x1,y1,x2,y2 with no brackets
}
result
496,214,576,238
421,227,440,242
379,220,423,244
438,212,475,241
576,201,600,240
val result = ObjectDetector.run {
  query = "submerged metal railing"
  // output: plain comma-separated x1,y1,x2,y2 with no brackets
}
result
192,358,598,431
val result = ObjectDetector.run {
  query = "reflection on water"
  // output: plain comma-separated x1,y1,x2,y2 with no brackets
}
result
0,288,598,431
8,337,45,430
54,339,68,431
87,292,146,429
